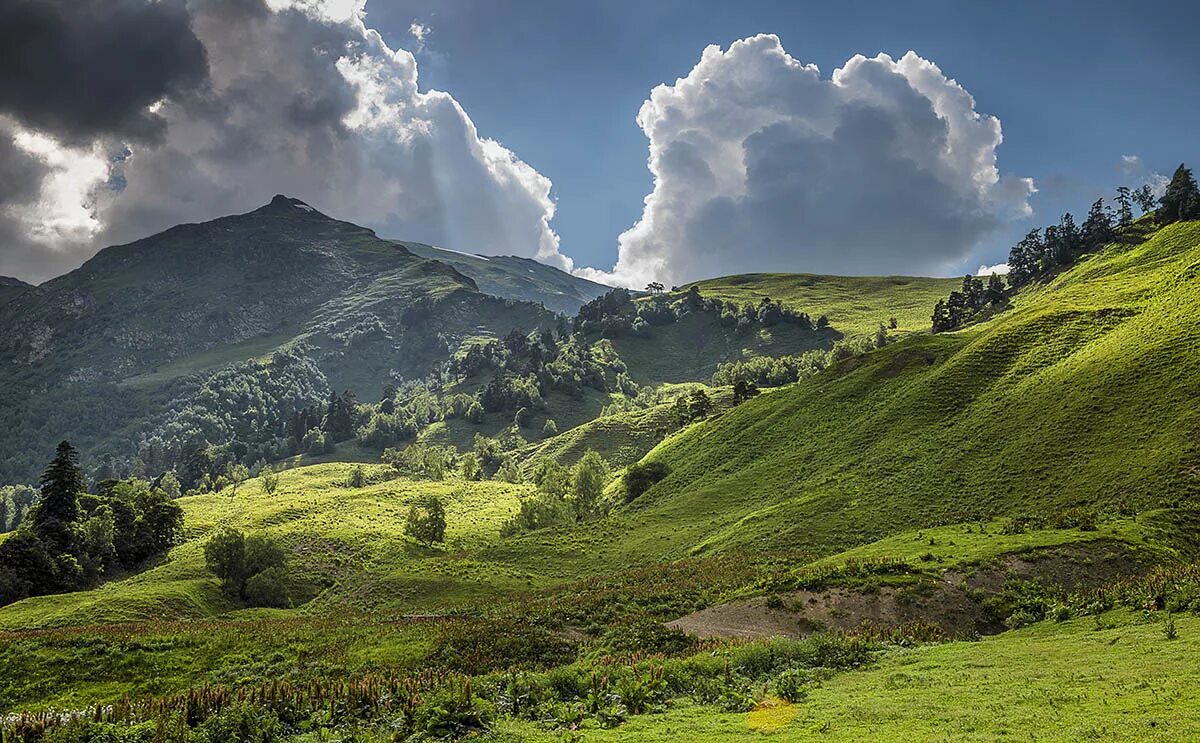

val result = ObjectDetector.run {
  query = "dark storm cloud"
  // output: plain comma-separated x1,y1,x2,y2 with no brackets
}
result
0,0,208,143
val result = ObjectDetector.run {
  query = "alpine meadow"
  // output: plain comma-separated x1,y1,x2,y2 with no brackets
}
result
1,2,1199,742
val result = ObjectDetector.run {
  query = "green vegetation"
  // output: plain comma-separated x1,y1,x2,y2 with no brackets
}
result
684,273,958,335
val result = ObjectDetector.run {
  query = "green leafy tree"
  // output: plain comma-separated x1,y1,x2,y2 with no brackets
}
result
687,390,713,421
405,495,447,547
542,419,558,437
572,450,609,521
347,465,366,488
204,528,248,597
1133,184,1157,214
259,466,279,495
986,274,1006,306
732,379,760,404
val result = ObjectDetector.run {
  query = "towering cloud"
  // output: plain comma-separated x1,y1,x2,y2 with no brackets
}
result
580,35,1034,287
0,0,566,282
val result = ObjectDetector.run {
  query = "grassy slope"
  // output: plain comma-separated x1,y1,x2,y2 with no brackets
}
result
686,273,959,335
0,465,533,631
602,221,1200,557
500,610,1200,742
403,242,610,314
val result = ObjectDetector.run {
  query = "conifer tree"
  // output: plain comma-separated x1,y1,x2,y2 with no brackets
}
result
1159,163,1200,224
1115,186,1134,226
36,441,84,537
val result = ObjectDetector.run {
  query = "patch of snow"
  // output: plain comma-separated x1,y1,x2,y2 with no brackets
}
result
293,203,315,212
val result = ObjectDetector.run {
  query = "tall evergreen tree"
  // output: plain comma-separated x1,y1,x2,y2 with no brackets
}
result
1081,198,1115,250
1114,186,1134,226
986,274,1006,306
1158,163,1200,224
36,441,84,530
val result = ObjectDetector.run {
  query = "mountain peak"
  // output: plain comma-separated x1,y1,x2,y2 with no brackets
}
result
259,194,324,216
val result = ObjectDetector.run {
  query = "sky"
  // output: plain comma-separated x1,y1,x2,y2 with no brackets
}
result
0,0,1197,286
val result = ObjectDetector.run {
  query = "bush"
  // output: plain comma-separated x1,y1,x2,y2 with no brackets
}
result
243,566,290,608
623,461,670,503
346,465,366,488
597,615,692,656
192,702,282,743
542,419,558,437
411,685,496,740
773,668,815,703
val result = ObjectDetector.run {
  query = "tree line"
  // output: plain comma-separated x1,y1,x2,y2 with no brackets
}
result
0,441,183,607
931,164,1200,333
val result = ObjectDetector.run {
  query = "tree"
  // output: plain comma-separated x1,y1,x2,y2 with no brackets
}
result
1007,229,1044,288
347,465,366,488
459,452,482,481
542,419,558,437
930,299,950,333
204,528,248,596
572,451,609,521
1158,163,1200,224
732,379,760,404
623,461,670,503
1115,186,1134,226
986,274,1006,306
1133,184,1157,214
158,471,181,499
35,441,85,549
1081,198,1116,250
204,529,287,604
259,466,279,495
687,390,713,421
404,495,446,547
644,281,665,294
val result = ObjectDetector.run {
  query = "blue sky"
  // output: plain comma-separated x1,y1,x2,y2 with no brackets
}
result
2,0,1196,283
367,0,1199,275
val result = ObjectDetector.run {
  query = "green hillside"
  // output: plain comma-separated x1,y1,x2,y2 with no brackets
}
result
404,243,610,314
3,220,1200,742
613,221,1200,556
686,273,959,335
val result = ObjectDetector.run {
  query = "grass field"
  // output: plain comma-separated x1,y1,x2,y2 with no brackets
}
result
495,610,1200,742
685,273,960,335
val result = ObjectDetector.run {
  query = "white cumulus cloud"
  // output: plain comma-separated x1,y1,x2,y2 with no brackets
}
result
577,34,1034,287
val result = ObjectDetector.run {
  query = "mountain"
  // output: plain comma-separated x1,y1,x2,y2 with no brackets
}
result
0,196,561,483
404,243,610,314
0,276,29,306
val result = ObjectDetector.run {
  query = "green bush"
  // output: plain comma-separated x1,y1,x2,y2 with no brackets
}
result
243,566,290,608
192,703,282,743
623,461,670,503
773,668,815,703
597,615,692,656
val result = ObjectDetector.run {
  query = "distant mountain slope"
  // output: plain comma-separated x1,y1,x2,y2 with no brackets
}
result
404,243,610,314
0,196,559,483
0,276,29,306
687,273,959,335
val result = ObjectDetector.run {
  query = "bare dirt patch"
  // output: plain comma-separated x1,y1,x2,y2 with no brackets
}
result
668,540,1150,640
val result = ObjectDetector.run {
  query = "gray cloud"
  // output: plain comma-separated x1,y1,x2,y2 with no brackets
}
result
0,0,208,144
0,0,566,283
577,35,1034,286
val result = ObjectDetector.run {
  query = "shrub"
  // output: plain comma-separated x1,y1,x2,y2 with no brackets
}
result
773,668,815,703
410,685,496,740
623,461,670,503
597,615,692,656
243,566,290,608
192,702,282,743
347,465,366,488
427,619,577,675
405,495,447,547
542,419,558,437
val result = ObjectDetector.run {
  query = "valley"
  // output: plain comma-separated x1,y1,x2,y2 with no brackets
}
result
2,200,1199,742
